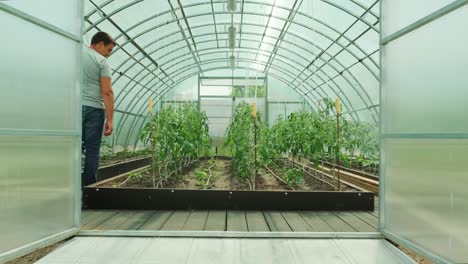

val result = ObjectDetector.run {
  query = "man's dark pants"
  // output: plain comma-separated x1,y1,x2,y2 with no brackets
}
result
82,105,105,187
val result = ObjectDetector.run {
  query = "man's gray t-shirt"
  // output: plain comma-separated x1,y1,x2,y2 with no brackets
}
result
82,47,112,109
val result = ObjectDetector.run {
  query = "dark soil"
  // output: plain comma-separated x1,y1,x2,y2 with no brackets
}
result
100,159,357,192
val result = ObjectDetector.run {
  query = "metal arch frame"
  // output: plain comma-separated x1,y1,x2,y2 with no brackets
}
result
112,41,375,146
89,8,380,113
109,23,378,114
325,0,379,23
93,17,375,118
209,0,220,48
262,0,301,74
83,0,381,147
84,0,113,19
87,1,175,85
101,8,379,71
109,21,378,113
167,0,204,75
111,30,375,125
83,0,380,109
251,0,277,66
87,2,379,72
91,14,380,114
84,0,144,32
85,0,379,37
287,0,379,95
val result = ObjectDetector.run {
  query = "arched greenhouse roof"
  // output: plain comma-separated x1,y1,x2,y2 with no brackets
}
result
83,0,380,149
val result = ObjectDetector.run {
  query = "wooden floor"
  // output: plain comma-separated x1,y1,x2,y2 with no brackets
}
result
81,204,378,232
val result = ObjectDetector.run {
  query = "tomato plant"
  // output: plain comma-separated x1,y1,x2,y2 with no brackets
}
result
140,103,211,186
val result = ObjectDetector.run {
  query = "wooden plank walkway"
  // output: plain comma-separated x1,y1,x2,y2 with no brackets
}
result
81,209,378,232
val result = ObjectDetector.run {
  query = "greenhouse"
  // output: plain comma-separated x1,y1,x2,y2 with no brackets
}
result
0,0,467,263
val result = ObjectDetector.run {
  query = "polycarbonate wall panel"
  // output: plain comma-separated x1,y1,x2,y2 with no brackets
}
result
381,2,468,263
4,0,82,35
208,117,231,138
267,102,306,125
382,139,468,263
0,3,81,260
0,136,78,253
0,12,80,131
383,5,468,134
200,97,232,138
382,0,457,37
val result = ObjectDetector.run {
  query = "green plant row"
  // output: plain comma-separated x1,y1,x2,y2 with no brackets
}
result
140,103,211,183
225,102,255,181
264,98,379,173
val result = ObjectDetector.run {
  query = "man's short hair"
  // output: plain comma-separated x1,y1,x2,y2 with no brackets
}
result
91,32,116,46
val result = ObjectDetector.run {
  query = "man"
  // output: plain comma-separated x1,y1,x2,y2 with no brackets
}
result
82,31,115,186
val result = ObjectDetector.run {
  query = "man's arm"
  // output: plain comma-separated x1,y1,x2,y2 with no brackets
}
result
100,77,114,136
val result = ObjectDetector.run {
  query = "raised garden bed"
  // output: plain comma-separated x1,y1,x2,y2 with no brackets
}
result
83,157,374,211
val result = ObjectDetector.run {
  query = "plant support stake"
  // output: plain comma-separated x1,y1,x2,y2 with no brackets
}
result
335,98,341,192
252,102,257,190
149,97,156,188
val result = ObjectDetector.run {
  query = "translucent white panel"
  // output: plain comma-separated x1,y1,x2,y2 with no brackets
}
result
0,11,80,131
129,116,149,148
0,136,78,253
5,0,82,35
348,63,379,106
267,102,306,125
268,77,302,101
115,114,138,147
382,6,468,133
170,77,198,101
313,0,355,32
276,48,308,66
201,98,232,116
208,117,231,138
354,30,379,55
382,139,468,263
346,44,366,58
202,78,264,87
382,0,456,37
201,96,233,138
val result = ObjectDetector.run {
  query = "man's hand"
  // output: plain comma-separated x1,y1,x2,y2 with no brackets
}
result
104,120,113,136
